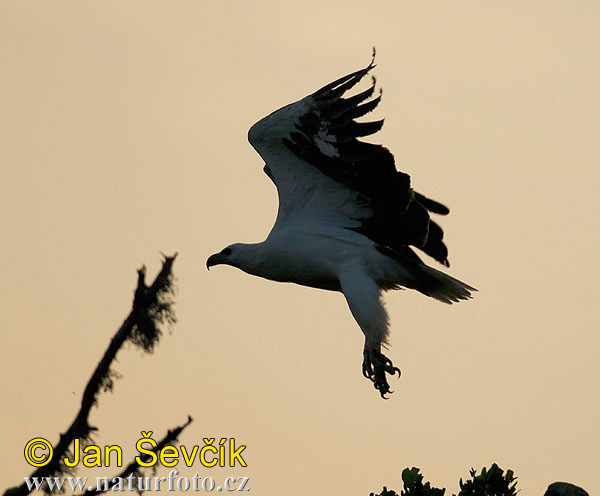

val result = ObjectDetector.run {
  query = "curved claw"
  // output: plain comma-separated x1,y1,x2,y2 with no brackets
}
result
362,349,402,398
362,361,373,379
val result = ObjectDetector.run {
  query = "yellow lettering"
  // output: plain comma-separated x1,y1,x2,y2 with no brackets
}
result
82,445,102,467
63,438,80,467
229,439,247,467
25,438,54,468
105,445,122,467
180,445,199,467
200,438,218,467
136,431,158,467
219,438,227,467
160,446,179,467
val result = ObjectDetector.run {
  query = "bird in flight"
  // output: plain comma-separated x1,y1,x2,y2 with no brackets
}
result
207,52,475,397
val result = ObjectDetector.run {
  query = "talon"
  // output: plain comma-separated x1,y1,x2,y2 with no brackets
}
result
362,360,373,379
362,349,401,397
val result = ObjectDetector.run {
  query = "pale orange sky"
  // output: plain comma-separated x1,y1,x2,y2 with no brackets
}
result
1,1,599,494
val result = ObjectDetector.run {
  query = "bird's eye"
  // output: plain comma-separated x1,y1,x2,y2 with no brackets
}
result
221,247,232,256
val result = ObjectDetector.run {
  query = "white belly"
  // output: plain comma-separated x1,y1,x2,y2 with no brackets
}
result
257,229,373,292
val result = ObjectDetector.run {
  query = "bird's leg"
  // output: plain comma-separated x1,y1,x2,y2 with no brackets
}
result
337,267,400,397
362,347,401,398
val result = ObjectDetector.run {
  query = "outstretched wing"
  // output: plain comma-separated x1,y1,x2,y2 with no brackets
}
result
248,55,451,266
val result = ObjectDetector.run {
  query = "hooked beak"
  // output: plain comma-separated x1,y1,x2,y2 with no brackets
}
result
206,252,227,270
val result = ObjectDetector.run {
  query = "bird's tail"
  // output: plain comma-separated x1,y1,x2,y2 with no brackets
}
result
410,263,476,303
377,245,476,303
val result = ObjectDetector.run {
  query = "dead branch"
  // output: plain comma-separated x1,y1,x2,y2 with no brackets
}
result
74,415,193,496
4,254,179,496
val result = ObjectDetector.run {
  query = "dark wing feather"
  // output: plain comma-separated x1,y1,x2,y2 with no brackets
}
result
281,59,452,266
414,192,450,215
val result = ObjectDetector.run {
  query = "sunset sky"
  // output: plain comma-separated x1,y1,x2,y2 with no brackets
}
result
2,2,599,495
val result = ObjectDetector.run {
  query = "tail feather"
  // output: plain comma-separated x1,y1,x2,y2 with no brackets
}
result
376,245,476,303
414,264,476,303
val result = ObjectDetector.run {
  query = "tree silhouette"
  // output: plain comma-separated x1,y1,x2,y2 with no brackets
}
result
3,254,192,496
370,465,589,496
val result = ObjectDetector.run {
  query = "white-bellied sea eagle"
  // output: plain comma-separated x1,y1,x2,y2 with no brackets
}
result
207,53,475,397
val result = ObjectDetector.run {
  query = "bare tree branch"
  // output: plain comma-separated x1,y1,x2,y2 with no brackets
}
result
4,254,178,496
75,415,193,496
